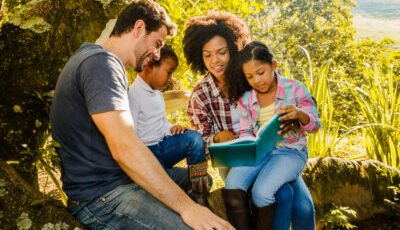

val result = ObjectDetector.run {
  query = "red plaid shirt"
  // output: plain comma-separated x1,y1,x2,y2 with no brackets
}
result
187,73,236,147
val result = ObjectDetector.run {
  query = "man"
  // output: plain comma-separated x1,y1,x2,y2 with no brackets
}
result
50,1,233,229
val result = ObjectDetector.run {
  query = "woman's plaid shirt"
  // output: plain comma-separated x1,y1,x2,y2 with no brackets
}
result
187,73,236,147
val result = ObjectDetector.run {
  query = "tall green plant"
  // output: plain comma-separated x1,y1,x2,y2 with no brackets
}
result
347,66,400,168
291,47,348,157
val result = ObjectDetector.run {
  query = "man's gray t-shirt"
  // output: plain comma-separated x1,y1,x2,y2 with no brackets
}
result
50,43,131,201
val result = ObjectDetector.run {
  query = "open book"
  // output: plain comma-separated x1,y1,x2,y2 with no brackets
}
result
209,114,283,167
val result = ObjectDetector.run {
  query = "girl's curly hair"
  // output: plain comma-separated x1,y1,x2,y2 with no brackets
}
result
183,12,250,74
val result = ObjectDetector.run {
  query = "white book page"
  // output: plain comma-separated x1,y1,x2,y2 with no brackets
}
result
210,135,256,146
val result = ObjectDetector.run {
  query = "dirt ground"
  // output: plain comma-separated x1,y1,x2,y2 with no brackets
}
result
355,214,400,230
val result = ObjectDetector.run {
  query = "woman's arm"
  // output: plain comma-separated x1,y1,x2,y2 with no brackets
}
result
187,91,216,146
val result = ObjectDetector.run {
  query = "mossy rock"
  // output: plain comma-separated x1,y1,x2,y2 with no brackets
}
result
208,157,400,225
304,157,399,221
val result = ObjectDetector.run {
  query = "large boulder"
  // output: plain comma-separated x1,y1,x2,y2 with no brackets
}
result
208,157,400,226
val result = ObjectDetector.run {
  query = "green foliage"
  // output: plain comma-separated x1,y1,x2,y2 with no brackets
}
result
257,0,356,74
320,203,357,230
346,65,400,168
166,110,190,128
21,130,67,205
302,61,345,158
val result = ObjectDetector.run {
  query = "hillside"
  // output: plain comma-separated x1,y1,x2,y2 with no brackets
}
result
353,0,400,49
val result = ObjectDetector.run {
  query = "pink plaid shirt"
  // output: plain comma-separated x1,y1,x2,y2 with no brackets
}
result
238,73,320,151
187,73,236,147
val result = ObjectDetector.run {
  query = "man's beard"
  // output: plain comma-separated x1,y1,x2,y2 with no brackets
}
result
134,50,154,72
134,54,147,72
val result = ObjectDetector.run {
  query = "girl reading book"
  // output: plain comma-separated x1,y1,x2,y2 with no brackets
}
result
224,41,321,229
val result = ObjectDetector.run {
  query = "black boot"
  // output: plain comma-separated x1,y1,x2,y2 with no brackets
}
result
188,161,212,208
222,189,253,230
253,203,276,230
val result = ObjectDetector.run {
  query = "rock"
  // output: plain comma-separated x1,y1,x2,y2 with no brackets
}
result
208,157,400,226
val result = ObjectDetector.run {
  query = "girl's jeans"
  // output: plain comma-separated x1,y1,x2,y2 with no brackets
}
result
225,147,313,230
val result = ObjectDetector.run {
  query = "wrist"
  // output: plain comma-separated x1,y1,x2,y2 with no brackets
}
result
299,112,310,125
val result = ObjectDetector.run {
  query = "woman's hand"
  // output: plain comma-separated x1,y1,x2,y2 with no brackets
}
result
213,130,236,143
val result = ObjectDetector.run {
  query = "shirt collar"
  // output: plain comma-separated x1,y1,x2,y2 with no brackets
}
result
204,73,224,98
136,75,156,93
248,72,288,106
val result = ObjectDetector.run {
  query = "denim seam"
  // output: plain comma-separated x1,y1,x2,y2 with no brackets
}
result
83,206,116,230
114,210,159,230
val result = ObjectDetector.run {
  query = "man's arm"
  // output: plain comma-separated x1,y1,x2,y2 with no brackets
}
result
92,110,234,230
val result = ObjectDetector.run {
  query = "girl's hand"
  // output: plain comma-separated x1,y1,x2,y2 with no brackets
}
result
278,105,310,126
278,121,299,135
170,125,186,135
213,130,236,143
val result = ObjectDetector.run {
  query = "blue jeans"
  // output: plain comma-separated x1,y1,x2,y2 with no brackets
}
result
68,168,190,230
225,147,311,229
272,177,315,230
148,130,206,168
290,177,315,230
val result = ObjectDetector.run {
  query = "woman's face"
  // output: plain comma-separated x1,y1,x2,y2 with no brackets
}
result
202,36,231,81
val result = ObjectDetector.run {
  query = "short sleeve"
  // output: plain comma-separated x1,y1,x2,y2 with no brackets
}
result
79,54,129,114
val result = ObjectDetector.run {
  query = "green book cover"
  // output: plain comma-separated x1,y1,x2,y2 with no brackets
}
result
209,114,283,167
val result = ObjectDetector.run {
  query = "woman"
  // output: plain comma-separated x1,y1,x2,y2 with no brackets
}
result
183,12,315,230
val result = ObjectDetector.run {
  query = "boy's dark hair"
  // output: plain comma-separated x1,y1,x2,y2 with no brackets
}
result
225,41,274,102
147,44,178,67
183,12,250,74
111,0,176,37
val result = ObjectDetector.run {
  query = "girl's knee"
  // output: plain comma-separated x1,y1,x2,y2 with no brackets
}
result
251,187,275,207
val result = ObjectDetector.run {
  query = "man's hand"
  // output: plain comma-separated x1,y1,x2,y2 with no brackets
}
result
170,125,186,135
181,203,235,230
213,130,236,143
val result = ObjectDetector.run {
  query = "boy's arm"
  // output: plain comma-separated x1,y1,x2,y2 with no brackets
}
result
92,110,233,230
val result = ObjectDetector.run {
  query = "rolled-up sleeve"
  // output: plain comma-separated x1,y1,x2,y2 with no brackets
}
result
296,83,320,133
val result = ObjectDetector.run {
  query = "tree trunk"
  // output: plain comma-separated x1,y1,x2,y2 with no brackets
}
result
0,159,85,230
0,0,127,183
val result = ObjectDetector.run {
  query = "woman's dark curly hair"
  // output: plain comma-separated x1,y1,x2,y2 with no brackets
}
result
225,41,274,102
183,12,250,74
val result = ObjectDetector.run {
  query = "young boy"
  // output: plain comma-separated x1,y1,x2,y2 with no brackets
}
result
128,45,211,207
